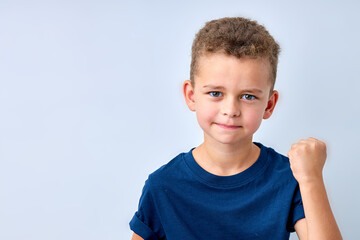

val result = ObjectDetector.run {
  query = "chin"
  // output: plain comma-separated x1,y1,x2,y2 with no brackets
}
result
212,136,247,145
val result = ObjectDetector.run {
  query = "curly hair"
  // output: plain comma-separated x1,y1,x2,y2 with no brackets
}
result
190,17,280,92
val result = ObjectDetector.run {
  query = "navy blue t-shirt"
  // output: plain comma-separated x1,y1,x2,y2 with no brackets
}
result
130,142,305,240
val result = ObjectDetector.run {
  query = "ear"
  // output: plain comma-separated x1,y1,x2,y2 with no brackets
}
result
183,80,196,112
263,90,279,119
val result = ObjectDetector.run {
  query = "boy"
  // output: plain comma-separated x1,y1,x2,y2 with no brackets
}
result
130,17,342,240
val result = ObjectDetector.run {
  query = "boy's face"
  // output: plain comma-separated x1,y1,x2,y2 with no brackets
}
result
183,53,278,146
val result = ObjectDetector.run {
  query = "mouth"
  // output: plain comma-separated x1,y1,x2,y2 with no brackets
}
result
215,123,241,130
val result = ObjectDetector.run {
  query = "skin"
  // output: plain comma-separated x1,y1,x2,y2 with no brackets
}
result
131,233,143,240
289,138,343,240
131,53,342,240
184,53,278,176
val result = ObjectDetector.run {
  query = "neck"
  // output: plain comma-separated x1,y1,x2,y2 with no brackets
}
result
192,136,260,176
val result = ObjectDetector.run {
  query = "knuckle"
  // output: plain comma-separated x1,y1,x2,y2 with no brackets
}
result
302,143,309,150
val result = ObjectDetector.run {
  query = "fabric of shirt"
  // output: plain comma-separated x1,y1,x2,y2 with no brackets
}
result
129,142,305,240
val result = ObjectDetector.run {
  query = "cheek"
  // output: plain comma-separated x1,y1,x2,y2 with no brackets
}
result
197,107,215,122
195,101,217,123
244,108,265,127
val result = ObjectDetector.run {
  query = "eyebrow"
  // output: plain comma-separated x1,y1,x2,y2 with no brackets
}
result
202,85,263,94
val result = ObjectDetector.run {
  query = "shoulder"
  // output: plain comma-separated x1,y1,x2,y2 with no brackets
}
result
265,144,290,165
260,143,289,166
145,149,189,188
259,143,297,183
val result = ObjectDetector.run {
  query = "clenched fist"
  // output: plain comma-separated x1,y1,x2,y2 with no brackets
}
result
287,137,327,185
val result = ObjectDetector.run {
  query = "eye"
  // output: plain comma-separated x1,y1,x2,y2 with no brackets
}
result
242,94,256,100
208,91,223,97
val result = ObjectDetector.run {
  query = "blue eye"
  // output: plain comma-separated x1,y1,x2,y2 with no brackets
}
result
242,94,256,100
209,91,222,97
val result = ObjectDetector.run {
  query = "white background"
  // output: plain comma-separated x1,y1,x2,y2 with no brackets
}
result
1,1,359,239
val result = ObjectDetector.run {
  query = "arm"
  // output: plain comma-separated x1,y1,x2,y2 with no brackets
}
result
131,232,144,240
288,138,342,240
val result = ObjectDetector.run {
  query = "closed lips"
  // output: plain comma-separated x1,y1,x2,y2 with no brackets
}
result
216,123,240,128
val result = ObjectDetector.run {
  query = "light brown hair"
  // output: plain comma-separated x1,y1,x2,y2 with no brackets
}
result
190,17,280,92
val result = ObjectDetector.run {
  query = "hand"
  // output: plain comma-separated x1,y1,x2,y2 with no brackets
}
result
287,137,327,185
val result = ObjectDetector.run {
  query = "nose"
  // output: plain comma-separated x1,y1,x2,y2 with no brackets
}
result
221,97,240,117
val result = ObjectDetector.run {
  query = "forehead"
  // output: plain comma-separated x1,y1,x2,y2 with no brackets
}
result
195,53,272,91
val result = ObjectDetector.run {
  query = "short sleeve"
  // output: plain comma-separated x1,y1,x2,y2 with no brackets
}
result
129,178,164,240
286,183,305,232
